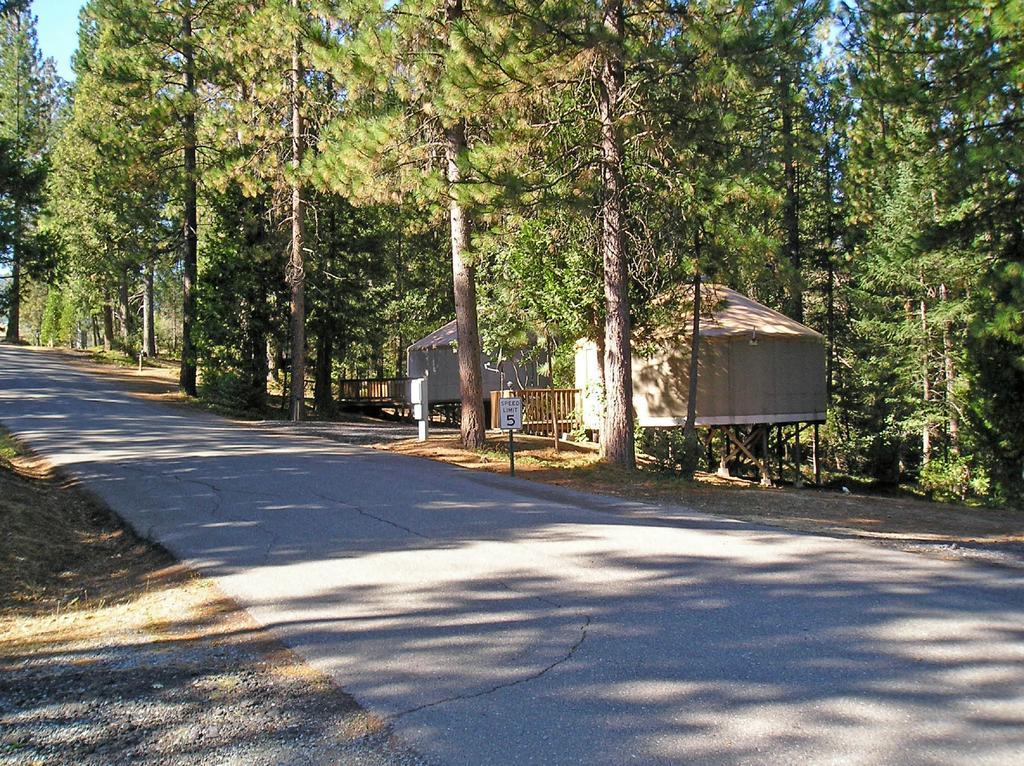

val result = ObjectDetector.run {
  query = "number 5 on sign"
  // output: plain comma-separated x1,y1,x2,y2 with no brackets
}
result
499,397,522,431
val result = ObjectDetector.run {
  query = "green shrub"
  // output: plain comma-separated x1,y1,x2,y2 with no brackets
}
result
919,455,990,503
637,427,704,479
199,369,262,412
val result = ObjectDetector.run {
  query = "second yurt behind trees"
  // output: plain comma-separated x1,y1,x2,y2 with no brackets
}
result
407,320,546,404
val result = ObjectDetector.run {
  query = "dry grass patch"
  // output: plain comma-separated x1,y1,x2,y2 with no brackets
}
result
0,429,170,616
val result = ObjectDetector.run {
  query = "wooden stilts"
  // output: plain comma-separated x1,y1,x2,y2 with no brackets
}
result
718,427,731,478
776,425,784,483
794,423,803,488
813,423,821,486
760,425,772,487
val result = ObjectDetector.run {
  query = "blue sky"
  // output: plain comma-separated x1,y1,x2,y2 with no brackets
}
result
34,0,85,81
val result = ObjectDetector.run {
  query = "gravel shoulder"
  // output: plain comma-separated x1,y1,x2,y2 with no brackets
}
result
0,429,427,766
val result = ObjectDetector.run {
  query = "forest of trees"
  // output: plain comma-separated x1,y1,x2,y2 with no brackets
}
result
1,1,1022,503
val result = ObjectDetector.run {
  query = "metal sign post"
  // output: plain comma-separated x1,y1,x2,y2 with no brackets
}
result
498,396,523,476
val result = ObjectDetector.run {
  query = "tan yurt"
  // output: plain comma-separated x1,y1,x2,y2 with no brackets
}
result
575,285,827,430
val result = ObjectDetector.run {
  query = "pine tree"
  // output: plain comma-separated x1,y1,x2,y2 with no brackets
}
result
463,0,783,465
287,0,308,420
45,4,173,356
0,4,60,341
844,0,1022,496
317,0,497,447
83,0,229,391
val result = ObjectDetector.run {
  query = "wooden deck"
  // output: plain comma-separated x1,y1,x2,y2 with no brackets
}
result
490,388,580,437
337,379,582,436
337,377,412,404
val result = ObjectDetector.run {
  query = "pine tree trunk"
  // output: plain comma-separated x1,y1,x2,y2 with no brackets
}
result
4,247,19,341
781,68,802,322
598,0,635,468
314,207,334,417
143,260,156,357
179,9,198,396
920,298,931,464
394,238,405,376
102,299,114,352
243,197,269,410
288,1,306,422
445,0,485,449
248,295,269,411
447,124,485,449
683,265,701,443
939,283,959,454
823,130,836,398
314,331,333,416
826,255,835,395
335,340,348,409
118,268,131,351
5,14,21,342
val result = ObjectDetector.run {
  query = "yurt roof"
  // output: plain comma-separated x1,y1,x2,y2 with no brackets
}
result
408,320,458,351
654,284,824,340
416,287,820,352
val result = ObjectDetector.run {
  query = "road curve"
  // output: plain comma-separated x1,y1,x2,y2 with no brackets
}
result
2,344,1023,765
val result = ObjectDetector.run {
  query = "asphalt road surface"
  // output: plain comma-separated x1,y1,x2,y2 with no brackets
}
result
2,345,1023,765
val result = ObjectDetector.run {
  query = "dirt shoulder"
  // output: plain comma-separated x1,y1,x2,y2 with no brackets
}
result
0,429,425,766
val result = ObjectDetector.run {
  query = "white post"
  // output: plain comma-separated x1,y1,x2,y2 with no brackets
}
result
411,377,429,442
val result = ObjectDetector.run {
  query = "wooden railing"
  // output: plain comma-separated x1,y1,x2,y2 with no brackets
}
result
491,388,580,436
338,377,412,403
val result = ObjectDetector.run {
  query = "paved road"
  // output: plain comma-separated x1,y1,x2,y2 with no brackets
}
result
2,344,1023,765
255,416,426,446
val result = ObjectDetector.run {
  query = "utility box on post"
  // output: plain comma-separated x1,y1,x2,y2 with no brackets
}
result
410,377,429,442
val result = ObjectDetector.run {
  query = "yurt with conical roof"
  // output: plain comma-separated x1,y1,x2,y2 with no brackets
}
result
575,285,827,430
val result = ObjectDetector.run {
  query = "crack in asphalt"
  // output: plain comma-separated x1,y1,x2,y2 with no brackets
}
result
308,489,596,711
113,461,281,560
391,614,592,720
174,473,225,517
313,491,432,541
177,474,282,562
494,578,565,609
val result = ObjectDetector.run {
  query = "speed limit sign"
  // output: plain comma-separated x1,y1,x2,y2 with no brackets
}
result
498,397,523,431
